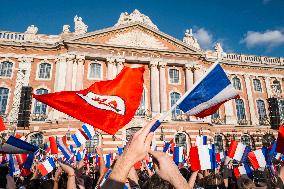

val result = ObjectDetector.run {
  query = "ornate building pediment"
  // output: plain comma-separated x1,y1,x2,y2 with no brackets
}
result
67,24,200,52
106,30,167,50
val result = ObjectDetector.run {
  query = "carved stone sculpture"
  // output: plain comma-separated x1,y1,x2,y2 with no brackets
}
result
74,15,88,34
183,29,201,49
214,42,224,59
25,25,38,34
115,9,158,30
62,25,71,34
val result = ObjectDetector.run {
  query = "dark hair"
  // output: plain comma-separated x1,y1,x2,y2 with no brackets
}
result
26,179,41,189
141,173,173,189
179,167,190,181
40,179,54,189
58,173,68,189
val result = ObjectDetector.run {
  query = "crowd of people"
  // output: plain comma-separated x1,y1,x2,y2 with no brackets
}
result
0,120,284,189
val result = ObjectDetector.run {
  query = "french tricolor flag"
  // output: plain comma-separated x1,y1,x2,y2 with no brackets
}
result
57,136,73,160
173,146,184,164
196,135,207,146
38,158,56,176
0,136,38,154
71,129,89,147
82,124,95,139
177,63,239,118
233,164,252,178
227,140,247,161
189,145,212,171
150,62,239,132
248,149,267,169
8,154,20,176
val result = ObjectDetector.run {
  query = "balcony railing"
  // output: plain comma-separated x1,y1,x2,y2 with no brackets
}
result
31,114,48,121
172,114,190,121
135,108,146,116
237,119,248,125
211,118,225,125
259,117,270,126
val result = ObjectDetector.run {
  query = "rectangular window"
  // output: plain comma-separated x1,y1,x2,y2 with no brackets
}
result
89,63,101,79
169,69,179,84
253,79,262,92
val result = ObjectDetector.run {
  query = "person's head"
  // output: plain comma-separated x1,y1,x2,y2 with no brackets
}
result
204,173,224,186
39,179,54,189
142,173,173,189
240,177,256,189
278,165,284,177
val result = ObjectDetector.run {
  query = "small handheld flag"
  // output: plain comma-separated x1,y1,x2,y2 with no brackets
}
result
248,149,267,170
227,140,247,162
38,158,56,176
0,116,6,132
0,136,38,154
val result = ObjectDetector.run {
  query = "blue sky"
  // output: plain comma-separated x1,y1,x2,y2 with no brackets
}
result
0,0,283,57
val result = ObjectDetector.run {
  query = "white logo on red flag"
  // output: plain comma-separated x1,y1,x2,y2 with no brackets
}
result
77,92,126,115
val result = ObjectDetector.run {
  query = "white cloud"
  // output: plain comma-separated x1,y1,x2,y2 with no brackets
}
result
241,30,284,50
193,28,213,49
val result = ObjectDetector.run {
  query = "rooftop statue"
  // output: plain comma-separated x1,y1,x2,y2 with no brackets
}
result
183,29,201,49
25,25,38,34
74,15,88,34
115,9,158,30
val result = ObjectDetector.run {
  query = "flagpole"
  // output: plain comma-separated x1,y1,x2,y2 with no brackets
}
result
150,55,225,132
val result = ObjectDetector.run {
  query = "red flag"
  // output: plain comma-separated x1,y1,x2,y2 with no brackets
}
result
49,136,58,154
276,125,284,154
33,66,144,135
0,116,6,132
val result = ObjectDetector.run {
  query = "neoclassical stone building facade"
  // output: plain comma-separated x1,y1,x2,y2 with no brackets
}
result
0,10,283,154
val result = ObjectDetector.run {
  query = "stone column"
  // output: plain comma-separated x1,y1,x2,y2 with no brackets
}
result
54,56,67,92
65,54,75,91
9,57,33,125
116,58,125,75
75,55,85,90
185,63,194,91
264,77,272,98
193,64,203,83
244,74,258,125
107,57,116,80
159,62,167,113
224,100,237,124
150,61,160,115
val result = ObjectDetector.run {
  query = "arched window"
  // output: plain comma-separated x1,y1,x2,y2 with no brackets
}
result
253,79,262,92
0,87,9,115
89,63,101,79
175,132,188,154
169,69,179,84
85,133,100,154
34,88,48,114
136,89,146,116
241,134,251,147
0,61,13,77
256,100,267,120
232,77,241,90
170,92,182,119
235,99,246,121
29,133,44,148
38,63,51,79
272,80,282,93
214,134,224,152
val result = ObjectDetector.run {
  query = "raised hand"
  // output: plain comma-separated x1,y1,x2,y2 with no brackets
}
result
149,150,189,189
